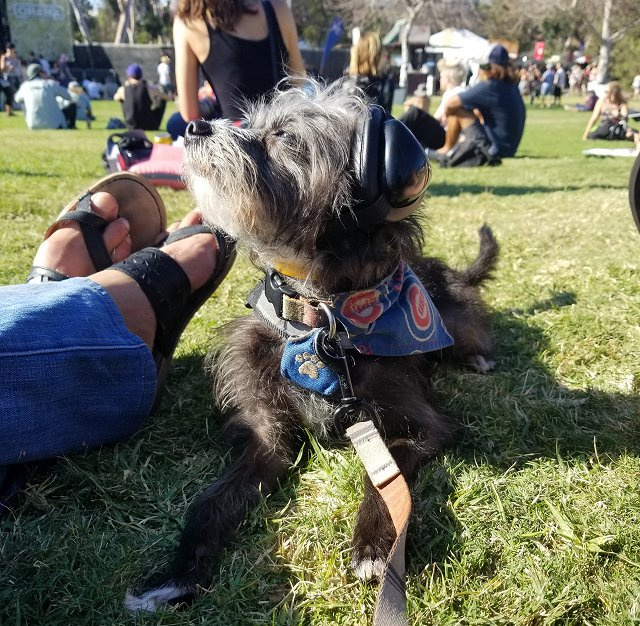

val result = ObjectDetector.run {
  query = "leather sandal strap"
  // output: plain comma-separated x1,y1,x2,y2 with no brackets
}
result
49,192,112,271
111,248,191,336
26,267,70,283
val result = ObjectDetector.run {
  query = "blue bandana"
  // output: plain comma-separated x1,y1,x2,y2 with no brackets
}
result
280,262,453,396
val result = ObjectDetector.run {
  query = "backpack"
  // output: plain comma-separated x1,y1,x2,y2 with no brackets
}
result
102,130,153,173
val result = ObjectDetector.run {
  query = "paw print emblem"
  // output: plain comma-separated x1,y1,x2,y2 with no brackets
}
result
295,352,326,380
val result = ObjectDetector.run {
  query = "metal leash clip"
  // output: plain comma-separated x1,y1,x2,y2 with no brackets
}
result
313,303,378,438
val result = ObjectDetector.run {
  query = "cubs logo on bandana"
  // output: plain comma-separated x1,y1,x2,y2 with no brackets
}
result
333,262,453,356
280,262,453,396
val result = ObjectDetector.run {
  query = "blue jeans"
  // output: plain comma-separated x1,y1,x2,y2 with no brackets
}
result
0,278,156,464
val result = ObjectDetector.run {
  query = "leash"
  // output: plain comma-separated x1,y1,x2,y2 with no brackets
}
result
347,421,412,626
320,305,412,626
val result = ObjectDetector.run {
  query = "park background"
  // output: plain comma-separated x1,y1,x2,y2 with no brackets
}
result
0,87,640,623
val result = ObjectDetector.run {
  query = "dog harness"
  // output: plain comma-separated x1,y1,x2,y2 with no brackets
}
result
248,263,449,625
247,261,453,397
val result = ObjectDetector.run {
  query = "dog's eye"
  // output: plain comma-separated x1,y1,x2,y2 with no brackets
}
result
272,129,289,139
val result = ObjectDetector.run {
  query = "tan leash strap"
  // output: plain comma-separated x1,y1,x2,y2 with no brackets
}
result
346,421,412,626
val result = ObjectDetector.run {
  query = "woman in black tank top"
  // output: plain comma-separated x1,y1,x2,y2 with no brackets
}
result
171,0,305,130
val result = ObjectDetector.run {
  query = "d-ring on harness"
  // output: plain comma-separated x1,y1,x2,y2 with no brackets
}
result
313,303,378,438
315,303,412,626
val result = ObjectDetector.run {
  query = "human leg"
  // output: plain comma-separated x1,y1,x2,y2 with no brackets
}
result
0,191,234,511
437,108,476,155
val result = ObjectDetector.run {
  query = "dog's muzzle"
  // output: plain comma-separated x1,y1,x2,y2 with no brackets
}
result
185,120,213,142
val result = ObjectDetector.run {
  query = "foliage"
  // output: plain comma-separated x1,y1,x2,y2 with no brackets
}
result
1,95,640,625
610,25,640,88
291,0,336,47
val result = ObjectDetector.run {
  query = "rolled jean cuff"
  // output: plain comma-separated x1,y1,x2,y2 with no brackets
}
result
0,278,156,464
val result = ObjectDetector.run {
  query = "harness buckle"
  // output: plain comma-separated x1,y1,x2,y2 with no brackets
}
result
264,269,296,318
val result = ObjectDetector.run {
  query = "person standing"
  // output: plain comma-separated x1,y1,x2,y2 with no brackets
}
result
172,0,306,128
157,54,175,98
0,43,21,116
553,63,567,106
343,31,394,114
540,64,555,107
14,63,76,130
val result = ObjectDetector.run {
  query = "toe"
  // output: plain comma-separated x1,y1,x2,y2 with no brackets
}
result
86,191,119,222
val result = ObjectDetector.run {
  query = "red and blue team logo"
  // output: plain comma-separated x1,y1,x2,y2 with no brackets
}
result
340,289,384,328
407,283,432,331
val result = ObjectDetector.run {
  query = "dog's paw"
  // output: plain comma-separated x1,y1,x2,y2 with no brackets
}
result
351,545,387,581
468,354,496,373
124,584,194,613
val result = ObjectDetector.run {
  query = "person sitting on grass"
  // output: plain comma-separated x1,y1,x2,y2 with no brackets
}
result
430,44,526,168
0,172,235,515
114,64,169,131
14,63,77,130
66,81,95,129
582,81,640,145
398,84,445,151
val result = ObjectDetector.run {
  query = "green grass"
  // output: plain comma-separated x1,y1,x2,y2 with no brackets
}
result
1,96,640,625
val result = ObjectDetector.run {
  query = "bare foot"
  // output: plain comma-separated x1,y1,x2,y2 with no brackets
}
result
32,192,132,278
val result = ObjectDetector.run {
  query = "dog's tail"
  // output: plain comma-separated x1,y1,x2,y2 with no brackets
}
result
459,224,499,286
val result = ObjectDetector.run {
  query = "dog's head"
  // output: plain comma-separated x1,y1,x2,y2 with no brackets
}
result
182,81,430,294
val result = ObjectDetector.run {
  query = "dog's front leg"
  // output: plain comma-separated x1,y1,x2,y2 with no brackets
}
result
125,426,296,612
351,429,454,580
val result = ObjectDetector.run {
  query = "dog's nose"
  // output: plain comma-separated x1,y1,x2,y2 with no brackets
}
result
186,120,213,137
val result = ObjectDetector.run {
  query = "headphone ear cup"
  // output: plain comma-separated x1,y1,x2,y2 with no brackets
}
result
382,118,430,208
352,105,385,208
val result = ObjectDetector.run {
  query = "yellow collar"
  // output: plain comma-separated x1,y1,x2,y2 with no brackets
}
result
272,260,307,280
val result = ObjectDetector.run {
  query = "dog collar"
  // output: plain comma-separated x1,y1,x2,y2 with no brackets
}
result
247,263,454,397
272,260,307,280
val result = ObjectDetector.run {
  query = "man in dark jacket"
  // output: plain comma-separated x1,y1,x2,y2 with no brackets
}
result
114,64,167,131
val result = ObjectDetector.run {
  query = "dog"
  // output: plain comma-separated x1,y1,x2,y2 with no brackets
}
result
125,81,499,612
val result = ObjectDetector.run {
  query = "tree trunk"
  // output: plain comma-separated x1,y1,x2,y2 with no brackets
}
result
596,0,612,83
114,0,135,44
68,0,92,45
399,7,417,88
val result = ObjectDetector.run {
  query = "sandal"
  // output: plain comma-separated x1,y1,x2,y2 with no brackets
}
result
112,225,236,410
27,172,167,283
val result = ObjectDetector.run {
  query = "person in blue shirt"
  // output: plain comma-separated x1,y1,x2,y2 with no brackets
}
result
431,44,526,168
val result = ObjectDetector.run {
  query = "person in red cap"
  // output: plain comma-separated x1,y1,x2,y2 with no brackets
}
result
431,43,526,167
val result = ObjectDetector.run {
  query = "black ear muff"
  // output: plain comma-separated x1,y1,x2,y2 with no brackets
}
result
342,105,430,231
382,118,431,220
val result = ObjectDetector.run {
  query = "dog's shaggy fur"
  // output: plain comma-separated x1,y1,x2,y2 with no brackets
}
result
125,81,499,612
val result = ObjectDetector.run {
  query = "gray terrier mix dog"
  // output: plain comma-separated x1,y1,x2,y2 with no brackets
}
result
126,81,498,611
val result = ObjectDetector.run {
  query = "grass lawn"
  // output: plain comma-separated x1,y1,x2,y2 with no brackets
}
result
1,96,640,626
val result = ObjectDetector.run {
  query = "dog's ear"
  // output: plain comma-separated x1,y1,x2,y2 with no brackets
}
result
347,105,431,229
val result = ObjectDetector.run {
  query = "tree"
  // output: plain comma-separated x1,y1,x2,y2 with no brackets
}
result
332,0,482,85
114,0,135,44
68,0,93,45
480,0,640,83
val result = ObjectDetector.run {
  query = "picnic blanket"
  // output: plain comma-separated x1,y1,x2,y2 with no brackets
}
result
583,147,639,158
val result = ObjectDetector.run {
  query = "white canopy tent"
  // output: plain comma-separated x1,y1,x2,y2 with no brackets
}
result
426,28,489,63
